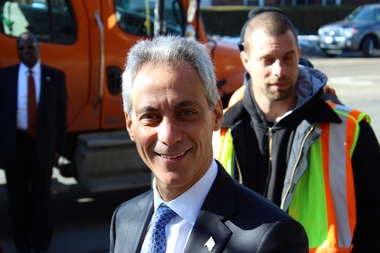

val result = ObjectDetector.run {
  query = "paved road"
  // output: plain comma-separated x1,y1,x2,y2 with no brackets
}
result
307,55,380,140
0,177,149,253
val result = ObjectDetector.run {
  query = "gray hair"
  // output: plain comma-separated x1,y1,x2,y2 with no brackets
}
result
121,35,218,115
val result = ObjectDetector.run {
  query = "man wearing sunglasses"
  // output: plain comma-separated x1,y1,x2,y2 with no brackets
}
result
0,32,67,253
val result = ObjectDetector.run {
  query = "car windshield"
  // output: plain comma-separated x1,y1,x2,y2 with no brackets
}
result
346,6,380,22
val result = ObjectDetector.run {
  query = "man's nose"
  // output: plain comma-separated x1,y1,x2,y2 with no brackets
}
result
157,119,182,147
272,60,284,77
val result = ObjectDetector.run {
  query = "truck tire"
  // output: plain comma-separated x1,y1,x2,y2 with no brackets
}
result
362,36,375,57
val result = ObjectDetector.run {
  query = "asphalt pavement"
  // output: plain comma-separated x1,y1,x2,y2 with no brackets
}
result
0,171,149,253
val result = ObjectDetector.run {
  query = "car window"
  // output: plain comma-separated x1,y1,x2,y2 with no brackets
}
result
0,0,76,44
347,6,380,22
375,9,380,21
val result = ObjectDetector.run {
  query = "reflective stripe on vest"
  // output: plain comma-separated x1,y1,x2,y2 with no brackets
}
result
289,103,370,253
217,128,234,176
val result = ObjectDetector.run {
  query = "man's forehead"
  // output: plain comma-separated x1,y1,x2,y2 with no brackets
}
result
251,30,296,45
18,36,37,45
136,99,201,110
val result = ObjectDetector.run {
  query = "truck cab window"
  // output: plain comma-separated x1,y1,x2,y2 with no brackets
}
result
114,0,185,37
0,0,76,44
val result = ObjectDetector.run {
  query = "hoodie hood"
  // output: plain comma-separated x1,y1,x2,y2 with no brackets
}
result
241,65,327,126
294,65,327,110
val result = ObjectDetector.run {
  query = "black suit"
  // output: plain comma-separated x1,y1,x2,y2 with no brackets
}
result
110,163,308,253
0,63,67,252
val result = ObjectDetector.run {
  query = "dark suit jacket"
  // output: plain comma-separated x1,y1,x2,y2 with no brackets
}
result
0,63,67,170
110,162,308,253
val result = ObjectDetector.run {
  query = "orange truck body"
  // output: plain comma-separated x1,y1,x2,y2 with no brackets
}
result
0,0,244,192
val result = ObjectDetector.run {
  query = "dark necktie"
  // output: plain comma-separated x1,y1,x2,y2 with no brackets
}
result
147,204,177,253
28,69,37,137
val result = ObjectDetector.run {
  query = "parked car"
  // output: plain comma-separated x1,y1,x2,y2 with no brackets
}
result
318,4,380,57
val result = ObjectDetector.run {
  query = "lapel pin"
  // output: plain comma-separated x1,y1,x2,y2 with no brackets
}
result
204,236,215,252
46,76,51,81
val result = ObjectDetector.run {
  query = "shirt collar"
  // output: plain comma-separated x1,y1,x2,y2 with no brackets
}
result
152,159,218,225
20,60,41,74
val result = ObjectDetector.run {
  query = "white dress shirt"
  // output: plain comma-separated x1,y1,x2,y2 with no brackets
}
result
140,160,218,253
17,61,41,130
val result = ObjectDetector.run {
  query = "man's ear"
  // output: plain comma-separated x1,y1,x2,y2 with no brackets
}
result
213,99,224,131
125,113,135,141
240,51,250,70
298,46,302,61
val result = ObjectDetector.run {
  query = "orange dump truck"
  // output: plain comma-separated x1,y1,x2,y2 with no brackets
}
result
0,0,244,192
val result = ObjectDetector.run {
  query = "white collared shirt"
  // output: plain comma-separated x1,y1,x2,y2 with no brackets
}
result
140,160,218,253
17,61,41,130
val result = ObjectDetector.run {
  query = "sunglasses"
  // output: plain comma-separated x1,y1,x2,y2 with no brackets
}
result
17,44,37,51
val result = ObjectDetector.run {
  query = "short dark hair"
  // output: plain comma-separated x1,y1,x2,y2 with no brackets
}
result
243,11,298,53
238,7,285,51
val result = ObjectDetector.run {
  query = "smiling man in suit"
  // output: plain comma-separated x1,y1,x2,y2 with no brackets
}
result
0,32,67,253
109,35,308,253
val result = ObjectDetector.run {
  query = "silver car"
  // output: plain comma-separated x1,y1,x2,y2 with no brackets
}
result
318,4,380,57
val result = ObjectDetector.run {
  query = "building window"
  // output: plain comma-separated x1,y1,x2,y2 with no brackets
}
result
246,0,259,5
323,0,341,5
295,0,308,5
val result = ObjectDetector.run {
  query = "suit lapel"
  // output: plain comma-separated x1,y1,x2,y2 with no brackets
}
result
184,210,232,252
11,65,20,122
184,163,238,252
38,65,48,111
123,192,154,253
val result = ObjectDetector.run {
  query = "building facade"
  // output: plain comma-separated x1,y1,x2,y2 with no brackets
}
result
211,0,377,6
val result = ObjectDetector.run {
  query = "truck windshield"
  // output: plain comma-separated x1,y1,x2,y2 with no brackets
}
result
0,0,75,43
114,0,185,37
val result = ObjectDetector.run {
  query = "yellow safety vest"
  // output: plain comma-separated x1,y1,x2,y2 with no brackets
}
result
290,103,370,252
217,102,371,252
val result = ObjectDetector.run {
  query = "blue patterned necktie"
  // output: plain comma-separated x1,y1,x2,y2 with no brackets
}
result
147,204,177,253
